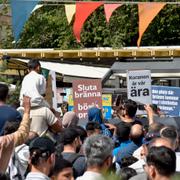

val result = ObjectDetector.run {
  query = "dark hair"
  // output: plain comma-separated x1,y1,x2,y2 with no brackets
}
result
0,173,10,180
86,122,101,131
3,121,20,135
161,127,178,142
120,167,137,180
53,156,72,176
0,172,10,180
75,126,87,143
146,146,176,176
118,99,137,118
63,128,80,145
0,83,9,101
30,149,51,166
121,156,138,168
116,122,131,142
29,137,55,166
28,59,40,70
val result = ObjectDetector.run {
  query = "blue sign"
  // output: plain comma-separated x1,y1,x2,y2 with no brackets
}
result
152,86,180,117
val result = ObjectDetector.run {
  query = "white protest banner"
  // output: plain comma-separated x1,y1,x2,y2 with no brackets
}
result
127,70,152,104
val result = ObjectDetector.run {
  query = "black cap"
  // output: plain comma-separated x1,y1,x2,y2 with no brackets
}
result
29,136,55,154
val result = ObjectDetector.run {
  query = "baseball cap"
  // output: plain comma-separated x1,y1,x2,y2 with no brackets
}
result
29,136,55,154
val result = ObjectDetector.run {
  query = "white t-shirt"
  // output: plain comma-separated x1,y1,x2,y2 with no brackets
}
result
30,106,57,136
20,71,46,106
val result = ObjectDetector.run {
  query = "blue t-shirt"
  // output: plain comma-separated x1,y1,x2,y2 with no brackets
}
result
113,140,132,157
0,105,22,135
116,140,143,164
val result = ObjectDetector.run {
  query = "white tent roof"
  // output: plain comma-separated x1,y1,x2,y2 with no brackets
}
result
17,59,109,79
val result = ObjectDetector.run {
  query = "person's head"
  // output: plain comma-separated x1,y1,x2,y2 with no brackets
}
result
130,124,144,144
116,122,130,142
3,120,20,135
88,107,103,124
0,83,9,102
120,167,137,180
0,173,10,180
62,111,79,128
63,128,81,151
144,146,176,180
117,99,137,119
52,157,74,180
28,59,41,73
141,137,173,158
74,126,87,144
160,126,179,151
29,137,55,175
83,134,114,171
120,156,138,168
86,121,102,137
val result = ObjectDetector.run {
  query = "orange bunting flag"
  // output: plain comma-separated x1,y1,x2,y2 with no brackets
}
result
73,2,104,43
104,4,122,23
137,3,166,46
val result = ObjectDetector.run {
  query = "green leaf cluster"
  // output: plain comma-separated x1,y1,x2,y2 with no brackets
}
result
2,3,180,49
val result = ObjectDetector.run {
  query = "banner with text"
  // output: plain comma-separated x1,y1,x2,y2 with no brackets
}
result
73,79,102,119
127,70,152,104
152,86,180,116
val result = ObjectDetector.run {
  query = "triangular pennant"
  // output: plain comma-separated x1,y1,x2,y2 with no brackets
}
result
104,4,122,23
32,5,43,13
137,3,166,46
10,0,40,41
73,2,104,43
65,4,76,24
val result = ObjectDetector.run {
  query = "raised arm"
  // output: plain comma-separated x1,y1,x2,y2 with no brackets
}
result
14,96,31,146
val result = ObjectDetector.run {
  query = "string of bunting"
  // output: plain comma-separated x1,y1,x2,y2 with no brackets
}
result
10,0,177,46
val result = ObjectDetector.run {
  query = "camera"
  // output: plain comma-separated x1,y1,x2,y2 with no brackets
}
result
137,104,145,110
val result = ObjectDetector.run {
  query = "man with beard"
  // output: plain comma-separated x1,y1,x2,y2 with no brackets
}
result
61,128,86,179
144,146,176,180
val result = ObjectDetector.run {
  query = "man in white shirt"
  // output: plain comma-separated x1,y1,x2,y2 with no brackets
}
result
20,59,47,107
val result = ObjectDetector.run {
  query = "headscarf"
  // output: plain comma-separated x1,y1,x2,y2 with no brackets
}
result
88,107,103,124
62,111,79,128
88,107,111,137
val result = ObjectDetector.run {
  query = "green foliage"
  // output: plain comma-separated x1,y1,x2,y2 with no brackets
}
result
0,75,21,106
17,6,82,49
0,2,14,48
141,5,180,46
2,3,180,48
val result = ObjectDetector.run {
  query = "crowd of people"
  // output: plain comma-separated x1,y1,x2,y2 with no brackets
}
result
0,59,180,180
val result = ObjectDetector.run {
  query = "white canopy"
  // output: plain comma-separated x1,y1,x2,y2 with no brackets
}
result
17,59,109,79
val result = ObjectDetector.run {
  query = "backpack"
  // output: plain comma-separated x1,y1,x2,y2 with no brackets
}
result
61,153,86,178
66,153,84,164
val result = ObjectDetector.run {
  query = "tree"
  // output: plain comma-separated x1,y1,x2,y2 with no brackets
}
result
2,2,180,48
